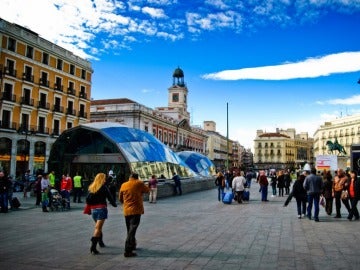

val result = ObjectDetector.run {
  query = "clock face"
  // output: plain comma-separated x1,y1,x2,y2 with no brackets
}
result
172,93,179,102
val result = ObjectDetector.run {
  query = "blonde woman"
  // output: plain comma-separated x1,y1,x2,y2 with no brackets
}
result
86,173,117,255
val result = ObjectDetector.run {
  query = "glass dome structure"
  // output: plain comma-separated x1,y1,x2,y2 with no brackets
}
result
177,151,216,177
48,122,198,182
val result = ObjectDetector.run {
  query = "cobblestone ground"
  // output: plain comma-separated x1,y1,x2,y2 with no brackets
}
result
1,183,360,270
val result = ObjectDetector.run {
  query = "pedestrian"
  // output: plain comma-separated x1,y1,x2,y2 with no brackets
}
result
60,173,72,209
172,172,182,196
0,171,12,213
106,170,117,201
284,170,291,195
270,171,277,197
85,172,117,255
73,172,83,203
148,175,158,203
347,170,360,221
245,171,253,188
232,171,247,203
34,174,42,206
303,168,323,222
292,174,307,218
277,170,285,197
258,170,269,202
215,172,225,201
23,169,31,198
41,173,50,212
332,168,351,218
322,170,333,215
119,173,150,257
48,170,56,189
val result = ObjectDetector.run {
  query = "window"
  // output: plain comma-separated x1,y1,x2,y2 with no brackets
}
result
70,64,75,75
53,120,60,135
40,71,49,87
57,59,63,70
22,88,31,105
54,97,61,112
67,100,74,115
5,59,15,76
38,117,45,133
42,53,49,65
39,93,47,108
79,104,85,117
3,83,13,100
1,110,11,129
21,114,29,130
172,93,179,102
55,77,62,91
68,81,74,91
23,66,33,82
81,69,86,79
26,46,33,58
67,122,73,129
7,37,16,51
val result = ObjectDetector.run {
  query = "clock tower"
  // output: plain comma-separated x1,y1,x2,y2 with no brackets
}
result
167,67,189,121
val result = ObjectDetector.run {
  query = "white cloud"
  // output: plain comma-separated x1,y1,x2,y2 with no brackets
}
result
318,94,360,106
202,52,360,80
1,0,360,60
142,6,168,18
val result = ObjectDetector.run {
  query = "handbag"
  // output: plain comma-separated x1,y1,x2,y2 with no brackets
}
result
83,204,91,215
320,195,325,207
341,190,349,200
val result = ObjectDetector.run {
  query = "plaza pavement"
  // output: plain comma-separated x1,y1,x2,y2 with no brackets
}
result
1,183,360,270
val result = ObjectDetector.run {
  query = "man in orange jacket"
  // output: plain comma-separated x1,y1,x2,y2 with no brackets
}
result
119,173,149,257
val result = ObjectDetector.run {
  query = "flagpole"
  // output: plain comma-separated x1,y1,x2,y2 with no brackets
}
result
226,102,229,171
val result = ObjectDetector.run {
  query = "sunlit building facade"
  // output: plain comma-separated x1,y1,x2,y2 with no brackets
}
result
0,18,92,177
254,128,313,171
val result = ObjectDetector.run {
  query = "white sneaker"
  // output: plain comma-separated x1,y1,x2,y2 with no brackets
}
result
271,195,274,197
298,215,301,219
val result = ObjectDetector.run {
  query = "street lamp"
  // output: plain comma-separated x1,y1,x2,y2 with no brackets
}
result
17,126,34,175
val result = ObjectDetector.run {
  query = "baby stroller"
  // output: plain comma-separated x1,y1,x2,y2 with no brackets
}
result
49,189,65,211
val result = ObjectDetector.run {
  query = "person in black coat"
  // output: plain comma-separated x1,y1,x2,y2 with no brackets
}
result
277,170,285,197
322,170,333,215
0,171,12,213
346,170,360,221
284,170,292,195
292,174,307,218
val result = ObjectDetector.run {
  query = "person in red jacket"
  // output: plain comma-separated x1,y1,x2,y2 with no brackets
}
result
60,173,73,209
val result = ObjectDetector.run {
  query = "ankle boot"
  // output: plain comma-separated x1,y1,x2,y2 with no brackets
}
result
99,233,105,247
90,237,100,254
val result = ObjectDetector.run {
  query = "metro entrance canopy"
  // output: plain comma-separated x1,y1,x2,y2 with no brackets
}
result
48,122,214,182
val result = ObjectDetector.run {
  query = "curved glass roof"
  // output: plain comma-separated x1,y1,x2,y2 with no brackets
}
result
177,151,216,177
72,123,197,177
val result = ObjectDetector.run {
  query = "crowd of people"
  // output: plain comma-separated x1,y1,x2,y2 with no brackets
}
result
215,167,360,224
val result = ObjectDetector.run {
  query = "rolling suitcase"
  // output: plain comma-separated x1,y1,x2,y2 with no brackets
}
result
222,191,234,204
12,197,21,209
242,188,250,201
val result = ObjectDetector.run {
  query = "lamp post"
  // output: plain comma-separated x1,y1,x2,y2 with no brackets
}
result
17,126,33,176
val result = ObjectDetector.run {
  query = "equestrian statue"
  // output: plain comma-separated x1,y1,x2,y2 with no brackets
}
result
326,138,347,156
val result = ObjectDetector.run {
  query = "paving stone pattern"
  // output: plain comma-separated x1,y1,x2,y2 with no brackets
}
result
1,183,360,270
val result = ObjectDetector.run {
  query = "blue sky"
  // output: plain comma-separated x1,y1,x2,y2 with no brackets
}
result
2,0,360,150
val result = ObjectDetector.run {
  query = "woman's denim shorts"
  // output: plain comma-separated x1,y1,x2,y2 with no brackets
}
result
91,207,108,221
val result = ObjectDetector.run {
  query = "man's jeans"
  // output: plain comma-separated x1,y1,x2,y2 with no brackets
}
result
307,193,320,220
125,214,141,253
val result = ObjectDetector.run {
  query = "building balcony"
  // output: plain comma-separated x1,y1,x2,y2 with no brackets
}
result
78,111,87,118
39,78,50,88
22,73,34,83
52,105,64,113
66,108,76,116
67,88,76,96
0,92,16,102
79,92,88,99
54,84,63,92
20,97,34,106
37,101,50,110
4,67,17,77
